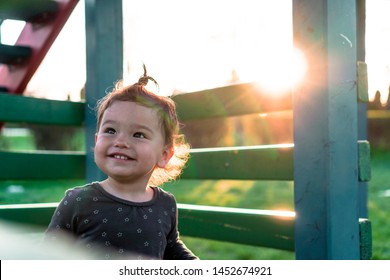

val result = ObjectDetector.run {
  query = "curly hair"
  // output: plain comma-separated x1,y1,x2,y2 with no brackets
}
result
95,65,190,186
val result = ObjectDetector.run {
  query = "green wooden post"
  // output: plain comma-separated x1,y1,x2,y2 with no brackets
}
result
356,0,369,219
293,0,360,259
84,0,123,182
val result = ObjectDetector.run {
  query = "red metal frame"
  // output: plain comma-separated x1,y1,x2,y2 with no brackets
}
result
0,0,79,94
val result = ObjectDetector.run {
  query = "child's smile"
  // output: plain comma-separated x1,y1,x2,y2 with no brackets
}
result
109,151,135,161
110,153,132,161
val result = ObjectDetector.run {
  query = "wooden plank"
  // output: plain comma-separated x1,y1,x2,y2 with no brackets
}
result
0,139,363,182
358,140,371,182
359,218,372,260
357,0,368,218
173,83,292,121
0,0,58,23
183,144,294,181
0,151,85,180
293,0,360,259
84,0,123,183
0,145,292,181
0,204,370,256
0,203,57,228
0,202,296,251
357,61,368,103
0,44,32,65
178,204,295,251
0,94,84,126
0,203,372,260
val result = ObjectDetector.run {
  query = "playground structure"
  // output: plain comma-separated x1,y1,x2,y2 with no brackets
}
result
0,0,372,259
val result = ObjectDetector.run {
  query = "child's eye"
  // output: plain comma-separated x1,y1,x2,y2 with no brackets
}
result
133,132,146,139
104,128,116,134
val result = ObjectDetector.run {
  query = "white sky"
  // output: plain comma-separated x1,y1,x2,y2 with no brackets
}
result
366,0,390,103
1,0,389,104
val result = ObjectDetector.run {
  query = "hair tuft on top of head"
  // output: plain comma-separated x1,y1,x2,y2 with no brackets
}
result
137,63,160,92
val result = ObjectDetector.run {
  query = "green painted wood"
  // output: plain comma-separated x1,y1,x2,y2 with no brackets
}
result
357,0,368,218
0,145,292,181
358,140,371,182
359,218,372,260
173,83,292,121
178,204,295,251
84,0,123,182
0,44,31,65
0,94,84,126
2,140,366,182
0,204,371,255
0,202,296,250
0,151,85,180
293,0,360,259
182,144,294,181
0,0,58,22
0,203,57,229
357,61,368,103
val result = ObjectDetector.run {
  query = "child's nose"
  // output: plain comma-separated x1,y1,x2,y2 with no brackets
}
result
114,133,130,148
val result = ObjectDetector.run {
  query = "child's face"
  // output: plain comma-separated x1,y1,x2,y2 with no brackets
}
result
94,101,172,186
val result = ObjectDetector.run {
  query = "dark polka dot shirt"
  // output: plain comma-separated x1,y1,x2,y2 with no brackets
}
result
45,182,197,260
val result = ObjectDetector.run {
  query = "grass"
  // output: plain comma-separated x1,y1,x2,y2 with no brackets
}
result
366,148,390,259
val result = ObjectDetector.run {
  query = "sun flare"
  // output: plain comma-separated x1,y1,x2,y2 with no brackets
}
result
235,47,308,95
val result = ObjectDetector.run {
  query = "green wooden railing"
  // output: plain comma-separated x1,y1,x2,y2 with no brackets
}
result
0,83,298,252
0,83,374,256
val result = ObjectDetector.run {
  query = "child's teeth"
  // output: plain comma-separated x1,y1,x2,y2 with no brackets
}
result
114,155,128,160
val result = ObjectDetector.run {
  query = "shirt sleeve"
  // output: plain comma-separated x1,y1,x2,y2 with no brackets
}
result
45,188,79,240
163,198,199,260
164,236,199,260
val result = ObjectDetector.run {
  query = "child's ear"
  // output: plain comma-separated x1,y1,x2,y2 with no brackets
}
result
157,146,174,168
